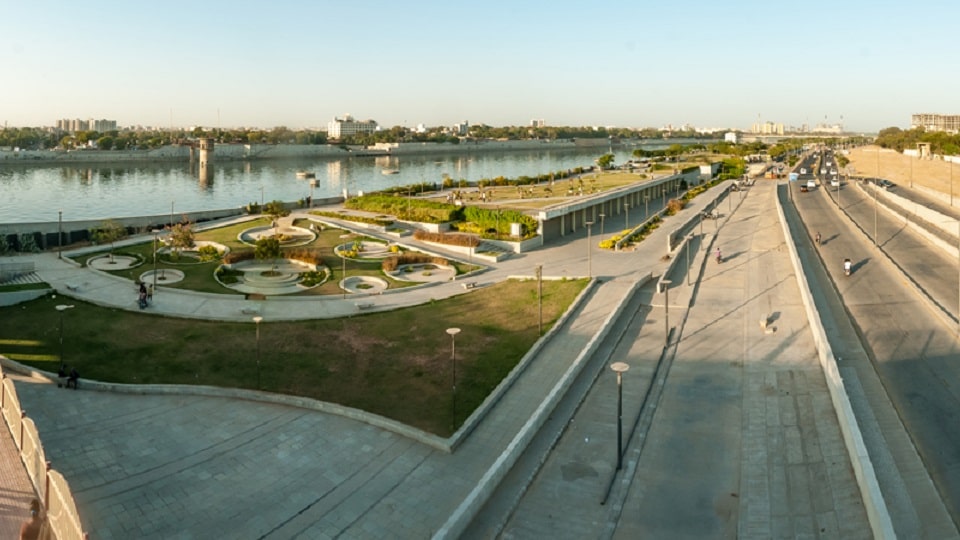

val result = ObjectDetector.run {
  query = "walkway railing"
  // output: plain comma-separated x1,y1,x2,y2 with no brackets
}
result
1,361,86,539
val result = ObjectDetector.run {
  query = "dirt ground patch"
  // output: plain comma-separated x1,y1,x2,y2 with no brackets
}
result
847,145,960,198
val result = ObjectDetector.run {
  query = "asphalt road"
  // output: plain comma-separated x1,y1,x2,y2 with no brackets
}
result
792,171,960,535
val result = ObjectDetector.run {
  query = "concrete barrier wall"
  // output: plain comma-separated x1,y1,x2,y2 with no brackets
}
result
0,366,86,539
774,185,896,539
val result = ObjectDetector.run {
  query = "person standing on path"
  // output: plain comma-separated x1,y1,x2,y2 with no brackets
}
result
19,499,43,540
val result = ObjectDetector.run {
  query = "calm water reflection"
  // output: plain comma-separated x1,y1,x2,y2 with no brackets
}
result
0,144,693,224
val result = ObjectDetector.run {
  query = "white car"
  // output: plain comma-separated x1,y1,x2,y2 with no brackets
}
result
800,168,807,174
806,180,816,189
830,178,840,187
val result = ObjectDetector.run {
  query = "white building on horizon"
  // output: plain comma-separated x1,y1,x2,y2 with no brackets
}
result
327,114,378,139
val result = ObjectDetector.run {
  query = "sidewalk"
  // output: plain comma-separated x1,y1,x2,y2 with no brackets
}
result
0,423,37,539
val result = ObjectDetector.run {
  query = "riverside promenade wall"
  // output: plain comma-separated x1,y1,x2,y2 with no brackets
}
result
0,138,623,165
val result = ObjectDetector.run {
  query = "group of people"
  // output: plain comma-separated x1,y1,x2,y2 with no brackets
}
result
57,364,79,389
815,231,853,275
137,282,153,309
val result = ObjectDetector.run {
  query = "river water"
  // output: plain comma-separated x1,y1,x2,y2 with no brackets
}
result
0,142,699,224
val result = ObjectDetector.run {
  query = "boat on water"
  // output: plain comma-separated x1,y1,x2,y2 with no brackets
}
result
381,168,399,175
296,171,316,179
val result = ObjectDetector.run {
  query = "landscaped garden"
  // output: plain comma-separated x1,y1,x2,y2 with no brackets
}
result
0,278,588,436
72,217,480,296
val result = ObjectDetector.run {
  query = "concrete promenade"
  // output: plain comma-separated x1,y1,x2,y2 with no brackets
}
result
468,180,872,539
1,181,877,538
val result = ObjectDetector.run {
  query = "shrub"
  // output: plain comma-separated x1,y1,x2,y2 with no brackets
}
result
309,211,393,227
284,248,323,266
223,250,255,265
345,194,463,223
382,253,449,272
216,266,243,284
197,245,220,262
412,230,481,247
299,270,326,287
665,198,686,216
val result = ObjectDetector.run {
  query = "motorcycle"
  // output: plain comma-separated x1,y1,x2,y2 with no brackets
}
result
843,259,851,276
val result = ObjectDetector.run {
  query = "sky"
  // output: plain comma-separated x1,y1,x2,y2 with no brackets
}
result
1,0,957,133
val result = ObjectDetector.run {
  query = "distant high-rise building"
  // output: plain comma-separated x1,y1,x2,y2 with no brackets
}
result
751,121,784,135
530,119,545,128
452,120,469,136
327,114,378,139
912,113,960,133
56,118,117,133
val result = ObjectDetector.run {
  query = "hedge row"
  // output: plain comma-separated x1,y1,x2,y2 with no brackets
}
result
382,253,450,272
309,210,393,227
412,230,481,248
222,247,323,266
345,194,463,224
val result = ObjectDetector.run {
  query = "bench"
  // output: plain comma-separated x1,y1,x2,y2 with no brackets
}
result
241,307,260,315
461,282,477,290
355,302,375,311
65,282,80,292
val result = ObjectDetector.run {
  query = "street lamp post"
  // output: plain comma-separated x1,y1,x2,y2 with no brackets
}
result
170,200,175,228
536,264,543,336
57,209,63,259
610,362,630,471
56,304,74,370
875,146,879,247
661,280,672,345
644,195,650,221
446,327,461,430
253,316,263,390
586,221,594,279
152,230,160,297
260,186,265,209
685,234,693,286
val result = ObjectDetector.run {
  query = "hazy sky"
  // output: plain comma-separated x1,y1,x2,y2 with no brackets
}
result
2,0,956,132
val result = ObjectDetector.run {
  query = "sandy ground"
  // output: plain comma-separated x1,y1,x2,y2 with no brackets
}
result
846,145,960,195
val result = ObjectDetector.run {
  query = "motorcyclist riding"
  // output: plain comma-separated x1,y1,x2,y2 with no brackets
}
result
716,247,722,264
815,232,821,246
844,258,851,276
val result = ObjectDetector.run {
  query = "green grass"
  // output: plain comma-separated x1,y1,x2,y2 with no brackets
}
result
0,282,51,292
1,279,587,436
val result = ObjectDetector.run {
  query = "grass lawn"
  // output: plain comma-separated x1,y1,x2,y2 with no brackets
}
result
1,278,588,436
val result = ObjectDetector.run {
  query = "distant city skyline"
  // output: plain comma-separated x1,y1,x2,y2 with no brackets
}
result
2,0,957,133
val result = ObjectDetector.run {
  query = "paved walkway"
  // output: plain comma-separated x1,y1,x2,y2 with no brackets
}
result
0,422,37,539
467,180,871,539
0,183,872,538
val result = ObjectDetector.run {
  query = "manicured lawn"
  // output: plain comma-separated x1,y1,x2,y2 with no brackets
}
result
1,279,588,436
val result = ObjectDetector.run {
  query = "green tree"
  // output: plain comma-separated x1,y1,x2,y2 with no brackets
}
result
167,222,195,260
90,220,127,262
96,136,114,150
596,153,615,169
255,236,281,273
263,200,290,233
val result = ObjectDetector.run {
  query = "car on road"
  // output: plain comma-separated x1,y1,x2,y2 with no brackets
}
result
878,179,895,189
806,180,816,189
800,168,807,174
830,178,840,187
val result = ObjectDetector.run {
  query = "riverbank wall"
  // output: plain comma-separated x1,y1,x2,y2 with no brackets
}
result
0,138,630,166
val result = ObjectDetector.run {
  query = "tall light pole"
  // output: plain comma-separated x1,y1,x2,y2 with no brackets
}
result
586,221,594,279
260,186,265,209
152,229,160,297
661,280,672,345
446,327,461,430
875,146,879,247
57,209,63,259
170,200,175,228
253,316,263,390
685,234,693,286
610,362,630,471
56,304,74,371
535,264,543,336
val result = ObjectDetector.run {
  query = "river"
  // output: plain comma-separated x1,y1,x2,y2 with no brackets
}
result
0,141,704,224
